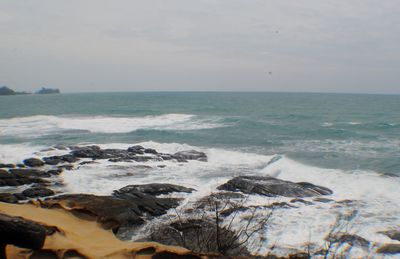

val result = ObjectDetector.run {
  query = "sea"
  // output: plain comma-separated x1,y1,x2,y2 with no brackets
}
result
0,92,399,256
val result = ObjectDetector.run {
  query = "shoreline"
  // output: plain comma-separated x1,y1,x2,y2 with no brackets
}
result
0,144,399,258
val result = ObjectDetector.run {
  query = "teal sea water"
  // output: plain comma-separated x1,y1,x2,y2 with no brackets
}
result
0,92,399,255
0,92,399,175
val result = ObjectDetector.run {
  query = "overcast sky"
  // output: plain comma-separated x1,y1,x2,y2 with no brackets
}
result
0,0,399,93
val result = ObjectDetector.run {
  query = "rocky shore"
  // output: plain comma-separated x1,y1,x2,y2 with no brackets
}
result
0,145,399,258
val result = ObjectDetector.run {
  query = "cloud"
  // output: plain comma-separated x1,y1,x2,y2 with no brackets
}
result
0,0,399,93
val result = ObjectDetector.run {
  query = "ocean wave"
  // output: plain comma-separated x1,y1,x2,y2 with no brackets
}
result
0,114,227,136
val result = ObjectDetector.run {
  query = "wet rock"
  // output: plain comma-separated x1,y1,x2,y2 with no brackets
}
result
116,183,195,196
43,191,182,232
290,198,314,205
43,154,79,165
22,187,55,198
0,163,15,168
195,192,245,211
108,158,133,163
0,193,25,203
296,182,333,196
0,169,10,177
0,213,46,256
46,169,62,176
313,197,335,203
217,176,333,198
10,168,52,178
42,194,144,230
173,150,207,162
159,154,173,161
58,164,74,171
23,158,44,167
17,164,26,168
79,161,98,166
144,148,158,154
0,169,49,187
133,156,160,162
380,229,400,241
288,253,310,259
42,156,62,165
70,145,103,158
148,218,249,256
377,244,400,254
127,145,145,154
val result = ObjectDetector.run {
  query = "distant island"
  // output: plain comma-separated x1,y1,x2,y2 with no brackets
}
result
0,86,60,96
36,87,60,94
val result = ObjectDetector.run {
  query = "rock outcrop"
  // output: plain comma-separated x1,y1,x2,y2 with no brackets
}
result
23,158,45,167
0,213,46,257
41,183,191,232
116,183,195,196
217,175,333,197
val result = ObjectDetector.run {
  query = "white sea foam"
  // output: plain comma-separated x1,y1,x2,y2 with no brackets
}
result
321,122,334,127
0,142,398,257
281,139,400,157
0,114,226,136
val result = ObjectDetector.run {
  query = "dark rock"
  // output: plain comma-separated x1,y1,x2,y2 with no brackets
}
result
144,148,158,154
22,187,55,198
127,145,145,154
43,155,78,165
313,197,335,203
290,198,314,205
0,163,15,168
70,145,102,158
195,192,245,211
79,161,98,166
0,169,10,178
111,192,181,216
43,156,62,165
296,182,333,196
148,218,249,256
115,183,195,196
288,253,310,259
0,193,25,203
46,169,62,176
159,154,173,160
42,194,144,230
58,164,74,171
43,191,182,232
0,169,50,187
132,156,160,162
377,244,400,254
61,154,79,163
217,176,333,198
0,213,46,256
173,150,207,162
10,168,52,178
108,158,133,163
380,229,400,241
151,251,201,259
17,163,26,168
23,158,45,167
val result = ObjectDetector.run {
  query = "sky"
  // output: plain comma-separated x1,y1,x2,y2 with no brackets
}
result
0,0,399,94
